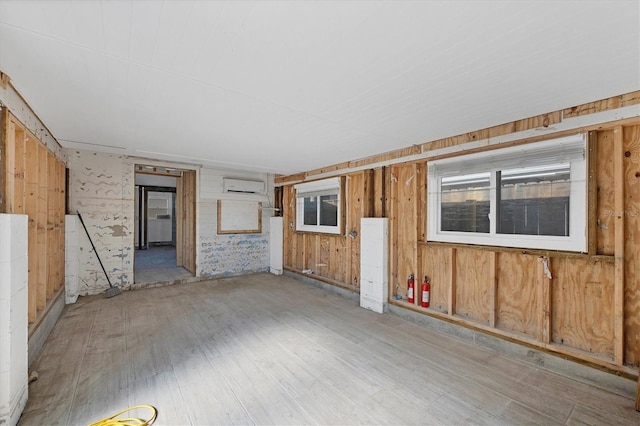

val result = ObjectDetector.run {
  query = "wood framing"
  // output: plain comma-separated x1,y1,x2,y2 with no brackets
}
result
280,91,640,380
613,126,625,365
1,110,65,327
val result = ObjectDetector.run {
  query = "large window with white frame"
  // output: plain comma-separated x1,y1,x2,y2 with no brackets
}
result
295,177,342,234
427,134,587,252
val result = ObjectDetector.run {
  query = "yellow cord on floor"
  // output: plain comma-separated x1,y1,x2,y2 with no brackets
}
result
88,405,157,426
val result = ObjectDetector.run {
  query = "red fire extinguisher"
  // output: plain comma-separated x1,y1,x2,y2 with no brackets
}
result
421,277,430,308
407,274,415,303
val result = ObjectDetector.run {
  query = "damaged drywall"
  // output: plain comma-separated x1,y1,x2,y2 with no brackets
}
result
67,150,135,295
67,149,274,295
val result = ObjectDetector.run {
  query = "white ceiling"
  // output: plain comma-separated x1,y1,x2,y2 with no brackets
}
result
0,1,638,175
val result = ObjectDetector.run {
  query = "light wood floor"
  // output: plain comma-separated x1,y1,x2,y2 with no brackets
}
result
19,273,640,425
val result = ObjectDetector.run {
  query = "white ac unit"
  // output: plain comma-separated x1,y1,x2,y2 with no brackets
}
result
223,178,265,194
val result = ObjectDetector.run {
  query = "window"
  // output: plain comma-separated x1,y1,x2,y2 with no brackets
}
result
427,134,587,252
295,177,342,234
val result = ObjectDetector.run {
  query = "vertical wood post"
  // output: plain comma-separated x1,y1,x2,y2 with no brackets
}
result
537,256,552,344
0,107,6,213
489,251,498,328
587,131,598,255
636,374,640,411
388,166,398,298
448,247,457,316
613,126,625,366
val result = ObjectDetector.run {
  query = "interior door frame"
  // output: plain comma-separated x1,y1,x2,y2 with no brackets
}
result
178,170,196,273
134,166,196,277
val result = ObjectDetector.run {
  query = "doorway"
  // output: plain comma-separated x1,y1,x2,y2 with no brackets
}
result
134,166,196,284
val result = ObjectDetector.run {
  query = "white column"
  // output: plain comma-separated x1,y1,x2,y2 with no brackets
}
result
360,218,389,314
0,214,29,425
269,217,283,275
65,215,80,304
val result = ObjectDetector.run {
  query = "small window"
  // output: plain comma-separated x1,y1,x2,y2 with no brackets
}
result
295,177,342,234
427,134,587,252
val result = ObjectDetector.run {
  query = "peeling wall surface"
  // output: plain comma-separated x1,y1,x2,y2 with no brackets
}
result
67,150,135,294
67,150,273,296
198,167,273,278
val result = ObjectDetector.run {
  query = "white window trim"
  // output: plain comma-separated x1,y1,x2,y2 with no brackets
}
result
427,134,587,252
295,177,342,234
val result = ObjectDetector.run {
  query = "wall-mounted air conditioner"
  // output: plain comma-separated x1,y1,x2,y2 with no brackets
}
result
223,178,266,194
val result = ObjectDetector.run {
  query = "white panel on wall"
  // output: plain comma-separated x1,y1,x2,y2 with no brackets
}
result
0,214,29,426
199,167,270,202
360,218,389,314
65,215,80,304
269,217,283,275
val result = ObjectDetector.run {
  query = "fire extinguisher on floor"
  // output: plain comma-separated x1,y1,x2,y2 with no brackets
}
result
407,274,415,303
421,276,430,308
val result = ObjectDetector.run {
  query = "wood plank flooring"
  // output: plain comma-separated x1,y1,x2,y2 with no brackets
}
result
19,273,640,425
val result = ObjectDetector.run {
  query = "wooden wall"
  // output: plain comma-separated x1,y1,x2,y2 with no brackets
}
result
279,92,640,375
1,108,65,327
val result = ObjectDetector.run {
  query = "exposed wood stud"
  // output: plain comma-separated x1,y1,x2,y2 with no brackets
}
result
448,247,456,316
36,143,47,312
25,135,38,322
381,166,387,218
587,131,598,255
0,108,7,213
278,109,640,375
613,126,625,365
366,168,375,217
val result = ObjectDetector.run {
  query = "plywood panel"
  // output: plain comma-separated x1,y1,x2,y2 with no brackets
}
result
596,130,616,255
537,257,552,344
551,258,615,357
294,233,305,271
623,125,640,366
455,248,490,324
303,234,314,273
496,252,538,337
329,236,347,283
420,245,450,313
317,235,331,279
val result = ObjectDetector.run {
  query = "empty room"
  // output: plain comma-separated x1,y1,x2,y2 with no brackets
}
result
1,1,640,425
